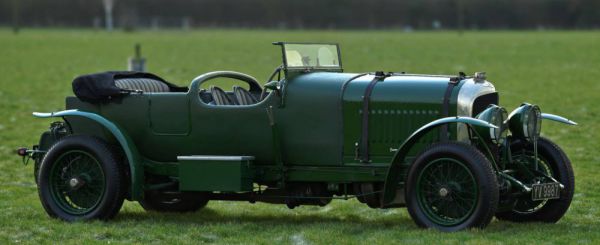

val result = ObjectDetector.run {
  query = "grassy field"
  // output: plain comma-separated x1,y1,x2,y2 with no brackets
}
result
1,29,599,244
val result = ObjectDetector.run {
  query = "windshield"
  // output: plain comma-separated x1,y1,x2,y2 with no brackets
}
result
283,43,341,69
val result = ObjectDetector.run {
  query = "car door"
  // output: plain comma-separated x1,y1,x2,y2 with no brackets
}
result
188,91,279,166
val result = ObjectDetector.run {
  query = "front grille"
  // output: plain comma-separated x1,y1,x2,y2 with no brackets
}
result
472,92,499,116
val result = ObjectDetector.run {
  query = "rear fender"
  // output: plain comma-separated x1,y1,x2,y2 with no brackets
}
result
381,116,498,206
33,109,143,200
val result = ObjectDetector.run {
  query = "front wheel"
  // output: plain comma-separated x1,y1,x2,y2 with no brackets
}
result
495,137,574,223
405,142,499,231
37,136,126,221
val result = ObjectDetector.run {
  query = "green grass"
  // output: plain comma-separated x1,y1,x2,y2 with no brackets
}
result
1,29,600,244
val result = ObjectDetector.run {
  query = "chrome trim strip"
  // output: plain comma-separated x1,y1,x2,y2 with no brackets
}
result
456,78,497,142
177,155,255,161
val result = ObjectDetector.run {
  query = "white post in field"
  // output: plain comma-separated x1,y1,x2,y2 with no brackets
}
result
103,0,114,31
128,44,146,72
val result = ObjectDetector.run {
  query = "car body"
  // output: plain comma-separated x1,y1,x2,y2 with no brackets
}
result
19,42,577,231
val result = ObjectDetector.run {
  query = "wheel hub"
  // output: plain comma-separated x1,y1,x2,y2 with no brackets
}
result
438,187,450,197
68,177,85,189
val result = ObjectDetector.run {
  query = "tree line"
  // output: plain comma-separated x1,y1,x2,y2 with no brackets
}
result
1,0,599,30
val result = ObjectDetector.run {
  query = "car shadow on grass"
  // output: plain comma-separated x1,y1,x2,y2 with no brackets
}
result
114,206,413,229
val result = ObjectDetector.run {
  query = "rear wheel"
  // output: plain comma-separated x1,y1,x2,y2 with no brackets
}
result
495,137,574,223
37,136,125,221
139,190,208,213
406,142,498,231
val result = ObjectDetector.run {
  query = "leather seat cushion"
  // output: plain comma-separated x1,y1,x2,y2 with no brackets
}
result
210,86,234,105
233,86,258,105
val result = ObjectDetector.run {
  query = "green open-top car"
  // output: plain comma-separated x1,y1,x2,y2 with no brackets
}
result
18,42,577,231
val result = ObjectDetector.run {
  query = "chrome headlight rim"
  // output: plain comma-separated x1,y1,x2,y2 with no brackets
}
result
475,104,507,145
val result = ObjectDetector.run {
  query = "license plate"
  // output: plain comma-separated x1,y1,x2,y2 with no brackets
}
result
531,183,561,201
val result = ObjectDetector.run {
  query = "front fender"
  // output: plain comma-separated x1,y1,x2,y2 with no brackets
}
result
541,113,577,125
381,116,497,206
33,109,143,200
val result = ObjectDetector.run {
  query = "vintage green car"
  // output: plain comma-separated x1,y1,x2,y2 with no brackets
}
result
18,42,577,231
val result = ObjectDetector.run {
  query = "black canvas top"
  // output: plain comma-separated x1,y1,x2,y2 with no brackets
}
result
72,71,186,103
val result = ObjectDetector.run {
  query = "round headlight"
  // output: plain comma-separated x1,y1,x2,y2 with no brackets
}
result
475,105,507,144
508,103,541,142
525,106,542,140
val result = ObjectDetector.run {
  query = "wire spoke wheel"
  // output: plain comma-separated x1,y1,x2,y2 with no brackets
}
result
495,137,575,223
49,150,106,215
510,151,553,214
416,158,478,226
406,142,498,232
38,136,125,221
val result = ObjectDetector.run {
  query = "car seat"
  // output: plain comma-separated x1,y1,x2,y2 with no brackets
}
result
210,86,234,105
233,86,258,105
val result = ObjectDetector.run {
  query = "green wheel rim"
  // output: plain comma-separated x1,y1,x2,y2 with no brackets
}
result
49,150,106,215
511,150,553,214
416,158,478,226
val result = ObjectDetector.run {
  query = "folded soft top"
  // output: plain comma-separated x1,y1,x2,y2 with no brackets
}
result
72,71,187,103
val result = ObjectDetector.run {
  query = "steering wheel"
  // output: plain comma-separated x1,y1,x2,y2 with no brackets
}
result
260,65,284,100
189,71,262,94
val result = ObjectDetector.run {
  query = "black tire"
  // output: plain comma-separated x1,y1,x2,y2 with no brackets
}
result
405,142,499,231
139,191,208,213
37,135,126,221
495,137,574,223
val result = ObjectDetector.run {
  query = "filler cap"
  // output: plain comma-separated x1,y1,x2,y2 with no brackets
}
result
474,72,487,82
